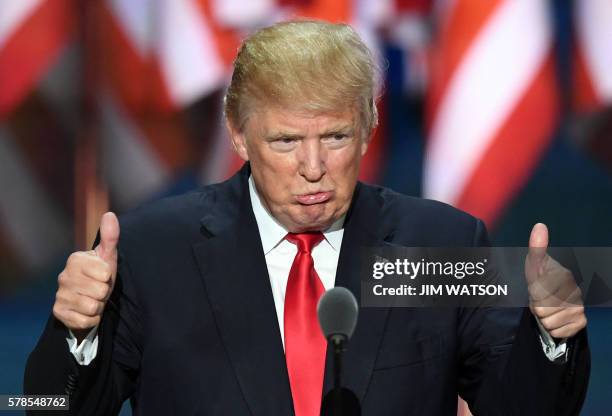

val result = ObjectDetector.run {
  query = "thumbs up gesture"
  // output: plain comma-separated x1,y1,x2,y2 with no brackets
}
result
53,212,120,338
525,223,587,338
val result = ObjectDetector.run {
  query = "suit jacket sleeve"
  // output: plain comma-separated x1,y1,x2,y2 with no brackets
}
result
457,219,590,416
24,246,142,416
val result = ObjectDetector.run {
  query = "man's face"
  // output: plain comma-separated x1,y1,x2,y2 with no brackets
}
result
229,107,369,232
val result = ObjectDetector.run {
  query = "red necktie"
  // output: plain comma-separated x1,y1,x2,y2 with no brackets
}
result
284,232,327,416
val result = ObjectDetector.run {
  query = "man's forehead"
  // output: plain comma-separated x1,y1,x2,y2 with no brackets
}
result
248,107,358,135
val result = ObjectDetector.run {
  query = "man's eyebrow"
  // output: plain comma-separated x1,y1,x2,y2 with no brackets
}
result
320,126,354,137
264,125,354,140
264,132,304,141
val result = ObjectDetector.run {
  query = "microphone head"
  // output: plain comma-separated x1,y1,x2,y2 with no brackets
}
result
317,287,359,340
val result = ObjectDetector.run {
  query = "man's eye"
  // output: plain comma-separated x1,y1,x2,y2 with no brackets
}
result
269,137,298,151
322,133,351,147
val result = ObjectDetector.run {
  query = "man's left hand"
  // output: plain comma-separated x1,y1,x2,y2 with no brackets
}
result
525,223,587,339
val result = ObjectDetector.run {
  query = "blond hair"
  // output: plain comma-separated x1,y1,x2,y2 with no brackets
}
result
224,20,380,137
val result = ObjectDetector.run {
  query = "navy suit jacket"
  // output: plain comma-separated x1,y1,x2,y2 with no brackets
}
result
25,164,589,415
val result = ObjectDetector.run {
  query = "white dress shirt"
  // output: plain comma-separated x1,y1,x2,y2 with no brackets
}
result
67,176,566,364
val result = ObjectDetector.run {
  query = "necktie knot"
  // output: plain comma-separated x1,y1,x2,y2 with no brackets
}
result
286,232,324,253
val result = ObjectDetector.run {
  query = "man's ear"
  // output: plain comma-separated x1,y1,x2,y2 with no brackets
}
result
227,120,249,161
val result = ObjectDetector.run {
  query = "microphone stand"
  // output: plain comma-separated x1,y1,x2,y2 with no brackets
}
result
330,334,346,416
324,334,361,416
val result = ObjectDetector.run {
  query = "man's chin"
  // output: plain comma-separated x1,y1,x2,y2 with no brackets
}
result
288,214,334,233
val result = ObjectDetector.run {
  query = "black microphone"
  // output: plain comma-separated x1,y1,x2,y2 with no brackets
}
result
318,287,361,415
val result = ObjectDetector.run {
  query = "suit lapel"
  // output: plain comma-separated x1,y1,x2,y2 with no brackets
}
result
323,183,393,401
192,167,294,416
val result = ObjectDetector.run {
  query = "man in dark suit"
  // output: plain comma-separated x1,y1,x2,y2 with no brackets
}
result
25,20,589,415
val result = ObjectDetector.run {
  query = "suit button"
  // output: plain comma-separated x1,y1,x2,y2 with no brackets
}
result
65,373,78,395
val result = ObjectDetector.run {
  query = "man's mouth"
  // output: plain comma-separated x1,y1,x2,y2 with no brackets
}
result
295,192,333,205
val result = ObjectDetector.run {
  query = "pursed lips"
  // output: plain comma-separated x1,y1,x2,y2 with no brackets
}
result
295,191,333,205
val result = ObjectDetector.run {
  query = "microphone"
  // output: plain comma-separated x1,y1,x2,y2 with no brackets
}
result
318,287,358,349
318,287,361,415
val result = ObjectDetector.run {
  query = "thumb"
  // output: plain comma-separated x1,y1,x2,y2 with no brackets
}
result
526,222,548,282
95,212,120,265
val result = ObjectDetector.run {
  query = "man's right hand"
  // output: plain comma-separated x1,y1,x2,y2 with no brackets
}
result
53,212,119,341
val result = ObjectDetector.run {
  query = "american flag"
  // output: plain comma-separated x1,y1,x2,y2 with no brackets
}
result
0,0,74,284
424,0,558,229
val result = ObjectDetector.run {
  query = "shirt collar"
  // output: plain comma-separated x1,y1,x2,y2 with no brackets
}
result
249,175,344,255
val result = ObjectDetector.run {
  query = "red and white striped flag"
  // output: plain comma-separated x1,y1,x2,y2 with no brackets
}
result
95,0,243,209
573,0,612,113
0,0,73,119
0,1,75,276
424,0,559,228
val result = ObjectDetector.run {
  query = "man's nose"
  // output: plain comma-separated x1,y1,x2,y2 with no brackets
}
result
298,139,326,182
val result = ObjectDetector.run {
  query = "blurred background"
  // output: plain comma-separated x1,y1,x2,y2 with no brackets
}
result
0,0,610,414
